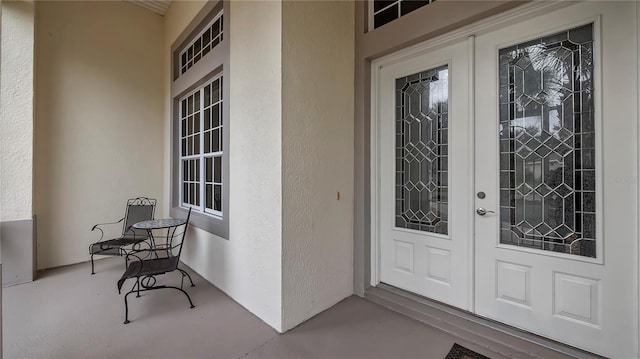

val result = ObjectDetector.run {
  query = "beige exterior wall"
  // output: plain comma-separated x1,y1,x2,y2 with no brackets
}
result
281,1,355,331
164,0,284,331
1,0,34,223
34,1,164,269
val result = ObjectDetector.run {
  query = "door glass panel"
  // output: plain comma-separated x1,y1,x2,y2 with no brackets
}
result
498,24,595,257
395,65,448,234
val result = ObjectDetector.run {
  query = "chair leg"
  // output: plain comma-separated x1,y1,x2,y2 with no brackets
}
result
91,254,95,275
136,278,141,298
123,290,135,324
167,286,195,309
177,268,195,287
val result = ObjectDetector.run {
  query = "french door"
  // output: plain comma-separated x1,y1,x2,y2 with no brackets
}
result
376,39,473,310
374,2,638,357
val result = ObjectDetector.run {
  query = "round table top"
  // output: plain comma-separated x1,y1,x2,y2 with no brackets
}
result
132,218,187,230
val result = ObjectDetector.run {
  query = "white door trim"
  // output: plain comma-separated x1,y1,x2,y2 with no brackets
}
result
636,0,640,350
466,35,476,313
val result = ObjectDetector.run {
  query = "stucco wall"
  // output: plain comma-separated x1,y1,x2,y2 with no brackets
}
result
164,0,283,331
34,1,164,269
1,0,34,223
281,1,355,331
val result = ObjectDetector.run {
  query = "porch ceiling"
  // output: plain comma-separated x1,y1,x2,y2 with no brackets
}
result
126,0,172,16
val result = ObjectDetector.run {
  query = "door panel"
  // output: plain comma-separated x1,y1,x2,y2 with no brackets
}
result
378,40,472,310
474,2,637,357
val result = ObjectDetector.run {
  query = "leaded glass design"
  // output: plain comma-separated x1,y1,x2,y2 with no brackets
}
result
395,65,448,234
498,24,595,257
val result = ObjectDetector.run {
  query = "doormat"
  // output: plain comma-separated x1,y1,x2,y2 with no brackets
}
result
445,343,490,359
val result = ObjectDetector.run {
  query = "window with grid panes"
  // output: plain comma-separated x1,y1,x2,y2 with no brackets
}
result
179,76,223,216
179,12,223,75
171,1,228,238
371,0,435,29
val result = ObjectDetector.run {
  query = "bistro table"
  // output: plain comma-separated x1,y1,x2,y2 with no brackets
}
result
132,217,188,256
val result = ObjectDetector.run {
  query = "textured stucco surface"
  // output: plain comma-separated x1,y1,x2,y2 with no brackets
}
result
281,1,355,331
1,1,34,222
34,1,164,269
165,0,284,331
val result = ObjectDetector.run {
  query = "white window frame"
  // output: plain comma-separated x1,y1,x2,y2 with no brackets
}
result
179,11,224,76
178,75,224,219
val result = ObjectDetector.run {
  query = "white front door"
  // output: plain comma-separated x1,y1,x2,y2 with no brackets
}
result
473,2,637,357
374,2,638,357
376,39,473,310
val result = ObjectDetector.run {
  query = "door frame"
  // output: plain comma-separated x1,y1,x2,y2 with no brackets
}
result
369,0,640,354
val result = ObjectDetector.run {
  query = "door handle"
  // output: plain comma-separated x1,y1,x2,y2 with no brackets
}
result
476,207,495,216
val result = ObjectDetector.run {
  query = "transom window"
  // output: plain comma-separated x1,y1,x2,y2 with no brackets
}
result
179,76,223,216
371,0,435,29
179,12,223,75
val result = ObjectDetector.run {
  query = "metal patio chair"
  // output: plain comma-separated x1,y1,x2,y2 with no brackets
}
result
117,208,194,324
89,197,157,274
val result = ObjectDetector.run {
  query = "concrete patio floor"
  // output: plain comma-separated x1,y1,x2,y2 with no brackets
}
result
4,257,571,359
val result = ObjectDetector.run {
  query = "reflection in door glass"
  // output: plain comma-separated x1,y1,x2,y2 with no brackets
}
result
395,65,448,234
498,24,595,257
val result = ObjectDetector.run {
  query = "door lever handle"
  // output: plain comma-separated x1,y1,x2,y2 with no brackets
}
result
476,207,495,216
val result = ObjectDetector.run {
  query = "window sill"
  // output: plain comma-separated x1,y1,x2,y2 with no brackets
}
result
170,206,228,239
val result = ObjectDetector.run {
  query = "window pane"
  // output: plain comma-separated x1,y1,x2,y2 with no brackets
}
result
183,183,188,203
194,134,200,155
374,4,398,28
206,184,213,209
400,0,429,16
212,104,220,128
194,38,202,55
498,24,595,258
204,108,211,130
206,157,213,182
214,156,222,183
214,185,222,211
204,85,211,107
395,65,449,235
374,0,395,12
212,20,220,38
205,132,211,154
212,80,220,102
203,28,211,45
212,129,220,152
195,183,200,206
196,159,200,181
